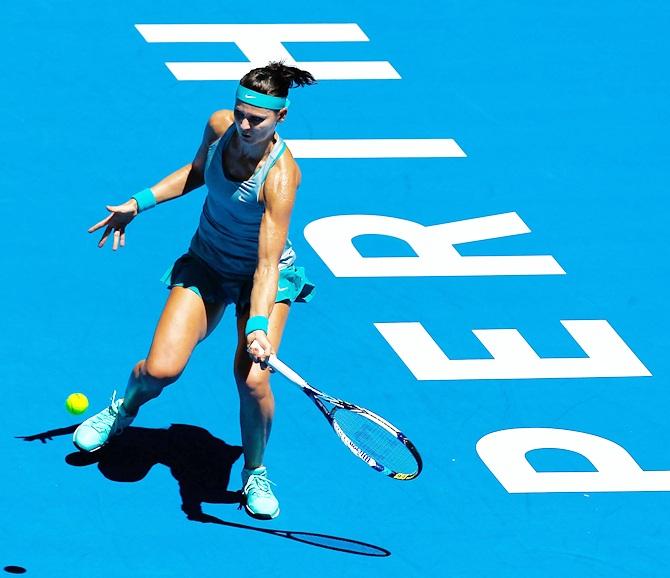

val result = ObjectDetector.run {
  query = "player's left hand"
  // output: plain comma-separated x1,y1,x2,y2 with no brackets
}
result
247,331,274,368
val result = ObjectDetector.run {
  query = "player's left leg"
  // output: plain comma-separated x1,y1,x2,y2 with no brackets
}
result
233,301,290,519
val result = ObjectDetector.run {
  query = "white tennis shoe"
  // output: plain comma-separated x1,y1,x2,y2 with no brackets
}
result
242,466,280,520
73,391,135,452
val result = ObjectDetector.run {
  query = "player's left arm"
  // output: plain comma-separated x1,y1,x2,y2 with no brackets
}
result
246,155,301,360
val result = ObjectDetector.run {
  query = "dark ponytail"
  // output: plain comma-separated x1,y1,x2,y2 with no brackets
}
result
240,60,317,97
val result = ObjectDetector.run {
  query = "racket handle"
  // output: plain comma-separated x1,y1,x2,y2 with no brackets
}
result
267,355,309,388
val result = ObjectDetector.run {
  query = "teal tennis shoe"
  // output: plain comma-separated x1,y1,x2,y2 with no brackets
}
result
242,466,280,520
73,391,135,452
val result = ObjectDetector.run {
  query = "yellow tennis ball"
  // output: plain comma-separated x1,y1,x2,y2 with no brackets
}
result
65,393,89,415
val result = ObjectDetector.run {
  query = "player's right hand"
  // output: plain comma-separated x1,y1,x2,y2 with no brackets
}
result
88,199,139,250
246,330,274,369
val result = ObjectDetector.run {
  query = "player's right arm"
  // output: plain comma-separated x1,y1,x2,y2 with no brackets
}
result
89,110,234,250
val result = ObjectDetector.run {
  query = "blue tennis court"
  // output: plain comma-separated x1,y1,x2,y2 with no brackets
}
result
2,1,669,576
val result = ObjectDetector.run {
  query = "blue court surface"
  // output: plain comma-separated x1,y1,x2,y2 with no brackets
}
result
2,1,669,577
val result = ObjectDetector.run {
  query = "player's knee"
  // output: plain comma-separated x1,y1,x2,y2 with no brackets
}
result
236,366,271,399
142,355,185,385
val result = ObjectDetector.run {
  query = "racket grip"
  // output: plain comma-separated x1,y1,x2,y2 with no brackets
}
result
267,355,309,388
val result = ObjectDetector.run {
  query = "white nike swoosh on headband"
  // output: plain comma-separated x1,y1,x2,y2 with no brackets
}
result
244,94,256,98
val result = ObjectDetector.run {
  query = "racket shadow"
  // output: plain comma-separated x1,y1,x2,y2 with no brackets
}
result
188,512,391,557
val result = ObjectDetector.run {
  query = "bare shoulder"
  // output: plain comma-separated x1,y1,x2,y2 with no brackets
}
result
207,109,235,137
261,141,301,206
269,142,302,188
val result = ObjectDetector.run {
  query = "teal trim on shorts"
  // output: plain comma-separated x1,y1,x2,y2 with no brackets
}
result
159,260,203,299
276,265,315,304
163,280,203,299
160,252,315,310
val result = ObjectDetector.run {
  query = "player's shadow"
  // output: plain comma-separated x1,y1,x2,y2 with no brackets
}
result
64,424,243,517
18,424,391,557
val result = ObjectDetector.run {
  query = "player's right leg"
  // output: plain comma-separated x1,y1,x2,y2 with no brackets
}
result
73,287,225,452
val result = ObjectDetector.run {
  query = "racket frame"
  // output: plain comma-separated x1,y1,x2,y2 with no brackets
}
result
267,355,422,480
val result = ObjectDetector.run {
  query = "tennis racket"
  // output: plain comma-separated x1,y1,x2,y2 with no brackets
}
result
267,355,422,481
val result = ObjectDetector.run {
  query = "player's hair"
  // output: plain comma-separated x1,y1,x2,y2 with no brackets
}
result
240,60,316,98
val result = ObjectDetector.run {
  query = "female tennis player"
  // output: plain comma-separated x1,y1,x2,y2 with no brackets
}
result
73,61,317,520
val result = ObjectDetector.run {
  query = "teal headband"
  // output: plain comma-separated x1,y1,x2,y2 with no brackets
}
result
235,85,290,110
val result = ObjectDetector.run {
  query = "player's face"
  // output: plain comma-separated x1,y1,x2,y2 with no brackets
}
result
233,102,286,144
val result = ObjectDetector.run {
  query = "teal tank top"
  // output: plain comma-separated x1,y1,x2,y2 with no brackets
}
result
189,124,296,277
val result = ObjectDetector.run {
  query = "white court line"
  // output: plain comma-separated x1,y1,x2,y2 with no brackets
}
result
165,62,400,81
135,24,401,81
135,23,371,42
284,139,466,158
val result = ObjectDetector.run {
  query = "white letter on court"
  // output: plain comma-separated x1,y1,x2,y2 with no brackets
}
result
477,428,670,492
303,213,564,277
135,24,400,81
374,320,651,380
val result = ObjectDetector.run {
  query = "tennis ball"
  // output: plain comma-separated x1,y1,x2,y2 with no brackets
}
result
65,393,89,415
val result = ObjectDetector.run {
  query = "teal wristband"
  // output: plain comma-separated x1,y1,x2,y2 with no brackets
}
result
245,315,269,336
131,188,157,213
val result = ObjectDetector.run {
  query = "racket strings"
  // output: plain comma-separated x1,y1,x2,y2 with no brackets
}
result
332,409,418,474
